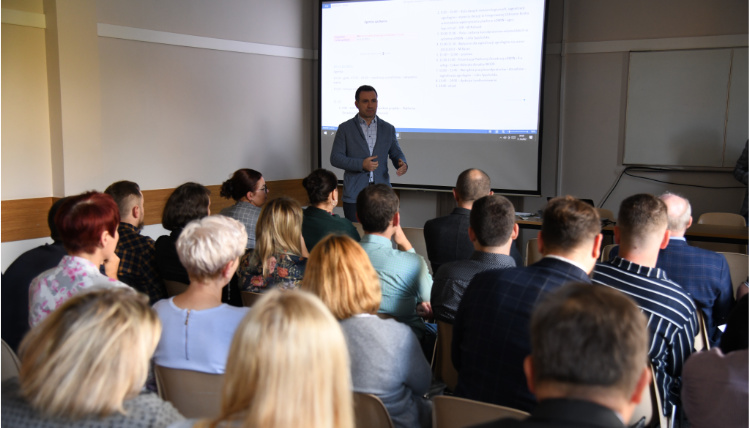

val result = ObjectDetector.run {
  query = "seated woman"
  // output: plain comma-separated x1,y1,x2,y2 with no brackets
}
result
301,169,360,251
28,191,128,327
170,289,354,428
219,168,266,250
239,197,308,293
301,235,432,428
155,183,211,285
2,288,183,427
152,215,249,374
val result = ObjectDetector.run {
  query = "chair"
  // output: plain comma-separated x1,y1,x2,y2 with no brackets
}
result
525,238,542,266
432,395,528,428
1,339,21,382
697,212,747,227
718,252,749,298
601,244,617,262
154,365,224,419
432,321,459,392
401,227,432,275
693,310,710,352
163,279,189,297
353,222,365,238
241,290,264,307
353,392,394,428
595,208,615,222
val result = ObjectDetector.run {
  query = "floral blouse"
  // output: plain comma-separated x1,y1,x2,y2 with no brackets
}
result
239,252,307,293
28,255,128,327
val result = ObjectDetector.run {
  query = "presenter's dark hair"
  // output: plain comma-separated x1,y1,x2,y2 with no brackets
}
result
56,192,120,254
303,169,338,205
355,85,377,101
162,182,211,231
220,169,263,202
104,181,141,218
470,195,515,247
541,196,600,253
356,184,398,233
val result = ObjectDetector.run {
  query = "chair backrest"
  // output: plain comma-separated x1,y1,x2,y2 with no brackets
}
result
718,252,749,299
693,309,710,352
596,208,615,222
352,222,365,238
401,227,432,275
1,339,21,382
433,321,459,392
163,280,189,297
697,212,747,227
601,244,617,262
154,364,224,419
376,312,396,320
432,395,528,428
353,392,394,428
240,290,264,307
525,238,542,267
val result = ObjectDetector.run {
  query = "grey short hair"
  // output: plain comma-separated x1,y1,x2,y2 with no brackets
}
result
177,215,248,281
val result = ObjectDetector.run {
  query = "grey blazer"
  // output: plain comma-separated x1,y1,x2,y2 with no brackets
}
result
330,115,407,203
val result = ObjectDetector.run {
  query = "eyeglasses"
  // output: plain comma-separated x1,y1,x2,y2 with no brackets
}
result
258,186,269,193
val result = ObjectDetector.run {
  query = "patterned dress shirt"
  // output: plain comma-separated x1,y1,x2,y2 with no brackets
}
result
431,251,516,323
116,222,164,303
359,234,433,339
593,257,698,416
220,200,262,249
28,255,129,327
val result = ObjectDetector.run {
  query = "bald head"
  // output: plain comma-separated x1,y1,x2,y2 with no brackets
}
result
659,193,692,236
454,169,491,207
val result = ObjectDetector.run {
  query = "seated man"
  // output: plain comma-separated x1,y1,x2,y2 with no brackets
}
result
424,169,521,273
593,193,697,417
471,283,651,428
431,194,518,323
357,184,433,343
453,196,602,411
105,181,164,304
609,192,734,347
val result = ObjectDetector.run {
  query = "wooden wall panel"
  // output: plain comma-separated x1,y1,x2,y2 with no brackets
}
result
2,179,313,242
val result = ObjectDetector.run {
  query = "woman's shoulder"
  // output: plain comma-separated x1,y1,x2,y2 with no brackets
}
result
120,392,185,426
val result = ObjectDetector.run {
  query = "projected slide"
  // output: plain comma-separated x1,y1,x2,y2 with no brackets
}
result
319,0,546,193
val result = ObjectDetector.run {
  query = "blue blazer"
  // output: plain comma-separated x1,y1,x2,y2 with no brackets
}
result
330,115,406,203
452,257,591,411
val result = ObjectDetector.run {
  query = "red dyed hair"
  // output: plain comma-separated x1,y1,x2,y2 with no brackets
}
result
55,192,120,254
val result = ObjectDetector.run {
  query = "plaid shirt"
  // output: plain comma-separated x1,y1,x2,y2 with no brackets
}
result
220,201,262,249
116,222,165,303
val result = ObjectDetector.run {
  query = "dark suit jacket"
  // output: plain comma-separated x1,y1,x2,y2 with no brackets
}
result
452,257,591,411
424,208,522,274
610,239,734,346
469,399,626,428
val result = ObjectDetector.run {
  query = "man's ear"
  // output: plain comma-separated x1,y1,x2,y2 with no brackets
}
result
660,229,671,250
468,226,477,243
536,231,544,254
613,226,621,245
591,233,603,260
511,223,519,241
132,204,141,220
630,366,651,405
686,216,693,230
452,188,459,203
523,356,536,394
392,211,401,228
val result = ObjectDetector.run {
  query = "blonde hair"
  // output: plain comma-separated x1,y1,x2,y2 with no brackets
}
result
18,288,161,420
200,290,354,428
177,215,248,282
301,235,381,319
254,197,304,276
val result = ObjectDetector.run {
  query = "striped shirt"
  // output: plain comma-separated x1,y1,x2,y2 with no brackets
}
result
593,257,698,416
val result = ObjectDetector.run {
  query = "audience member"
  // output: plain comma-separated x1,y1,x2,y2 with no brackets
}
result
593,193,697,417
424,168,521,273
301,168,360,251
682,294,748,428
239,197,308,292
155,183,211,285
28,192,128,327
2,197,68,351
219,168,266,249
452,196,601,411
431,194,518,323
302,235,431,428
2,288,183,427
105,180,165,304
171,290,354,428
470,283,651,428
356,184,434,344
152,216,249,374
609,192,733,346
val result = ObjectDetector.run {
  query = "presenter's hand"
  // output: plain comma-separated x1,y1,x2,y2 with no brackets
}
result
396,159,408,176
363,156,379,172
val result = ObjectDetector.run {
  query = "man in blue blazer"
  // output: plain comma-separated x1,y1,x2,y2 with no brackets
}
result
452,196,602,412
330,85,408,222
